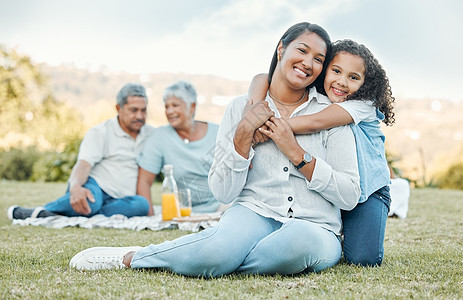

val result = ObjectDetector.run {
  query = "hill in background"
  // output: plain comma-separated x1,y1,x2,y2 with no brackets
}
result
41,64,248,127
41,64,463,186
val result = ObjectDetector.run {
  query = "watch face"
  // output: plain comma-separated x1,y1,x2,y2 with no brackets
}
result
303,152,312,163
295,152,312,169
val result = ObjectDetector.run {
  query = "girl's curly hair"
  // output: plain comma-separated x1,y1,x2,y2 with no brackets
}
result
330,39,395,126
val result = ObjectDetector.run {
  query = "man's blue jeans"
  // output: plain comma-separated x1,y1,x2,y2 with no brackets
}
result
341,185,391,266
44,177,149,217
130,204,341,277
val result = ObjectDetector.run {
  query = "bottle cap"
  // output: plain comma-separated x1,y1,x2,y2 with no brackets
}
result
163,164,173,173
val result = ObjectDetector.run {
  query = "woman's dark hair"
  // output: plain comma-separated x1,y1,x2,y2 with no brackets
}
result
331,39,395,126
268,22,331,91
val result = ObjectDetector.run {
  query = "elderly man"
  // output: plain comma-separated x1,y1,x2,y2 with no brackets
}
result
8,83,154,219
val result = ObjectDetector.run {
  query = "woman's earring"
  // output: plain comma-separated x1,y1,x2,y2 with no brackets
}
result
278,54,281,61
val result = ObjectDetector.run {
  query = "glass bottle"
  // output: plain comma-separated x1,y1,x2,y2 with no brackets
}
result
161,165,180,221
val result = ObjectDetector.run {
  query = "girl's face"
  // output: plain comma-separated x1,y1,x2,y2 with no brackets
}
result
324,52,365,103
164,97,194,129
277,32,327,90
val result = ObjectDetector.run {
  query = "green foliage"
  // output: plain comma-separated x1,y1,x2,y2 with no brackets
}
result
1,44,84,151
0,45,44,137
0,139,81,182
0,147,40,180
31,138,81,182
437,162,463,190
30,94,84,150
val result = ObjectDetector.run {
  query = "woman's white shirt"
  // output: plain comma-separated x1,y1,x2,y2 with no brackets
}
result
208,87,360,235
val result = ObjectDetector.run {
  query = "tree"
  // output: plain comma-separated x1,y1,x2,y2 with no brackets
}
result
0,45,43,138
0,45,83,151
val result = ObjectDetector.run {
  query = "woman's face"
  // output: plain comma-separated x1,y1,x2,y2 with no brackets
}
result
277,32,327,90
164,97,194,129
324,52,365,103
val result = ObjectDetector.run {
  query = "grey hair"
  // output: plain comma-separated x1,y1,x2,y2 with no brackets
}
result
162,80,197,107
116,83,147,107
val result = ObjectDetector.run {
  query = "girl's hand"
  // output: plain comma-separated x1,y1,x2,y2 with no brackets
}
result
252,125,270,146
234,98,274,159
242,98,274,131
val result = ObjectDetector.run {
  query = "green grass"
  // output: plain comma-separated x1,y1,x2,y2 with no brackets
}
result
1,180,462,299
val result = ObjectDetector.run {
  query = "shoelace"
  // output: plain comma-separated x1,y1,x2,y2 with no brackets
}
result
92,256,124,269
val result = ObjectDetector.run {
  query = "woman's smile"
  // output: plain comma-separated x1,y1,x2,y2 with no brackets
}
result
294,67,309,78
165,97,193,129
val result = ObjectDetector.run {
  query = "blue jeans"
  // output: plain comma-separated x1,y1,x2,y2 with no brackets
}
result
131,204,341,277
44,177,149,217
341,185,391,266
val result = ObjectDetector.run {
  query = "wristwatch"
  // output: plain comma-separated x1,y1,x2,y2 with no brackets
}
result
294,152,312,170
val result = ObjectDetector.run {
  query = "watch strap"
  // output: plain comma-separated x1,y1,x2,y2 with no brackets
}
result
295,160,307,170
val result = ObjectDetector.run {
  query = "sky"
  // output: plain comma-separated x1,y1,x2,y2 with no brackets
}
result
1,0,462,101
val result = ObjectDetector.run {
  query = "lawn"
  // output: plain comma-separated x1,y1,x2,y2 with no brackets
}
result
1,180,462,299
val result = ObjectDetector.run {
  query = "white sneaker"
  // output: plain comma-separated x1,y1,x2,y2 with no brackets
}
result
69,246,142,270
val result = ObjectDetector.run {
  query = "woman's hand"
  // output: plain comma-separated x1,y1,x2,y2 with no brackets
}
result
259,116,303,161
260,116,315,180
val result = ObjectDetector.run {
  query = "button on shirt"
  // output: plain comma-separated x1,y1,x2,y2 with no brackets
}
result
209,87,360,235
78,117,154,198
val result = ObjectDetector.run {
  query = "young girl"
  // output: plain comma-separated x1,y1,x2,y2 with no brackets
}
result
249,39,395,266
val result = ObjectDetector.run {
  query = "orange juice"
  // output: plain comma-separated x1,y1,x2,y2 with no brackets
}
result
162,193,180,221
180,207,192,217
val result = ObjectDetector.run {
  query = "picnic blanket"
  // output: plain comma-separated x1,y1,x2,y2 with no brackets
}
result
11,207,221,232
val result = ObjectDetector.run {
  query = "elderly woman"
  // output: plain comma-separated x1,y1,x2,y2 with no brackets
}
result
137,80,220,215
